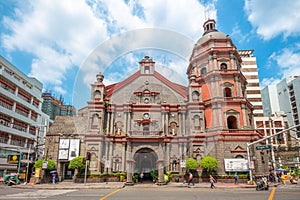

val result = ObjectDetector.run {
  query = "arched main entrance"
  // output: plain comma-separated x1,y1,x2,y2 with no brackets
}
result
133,148,157,181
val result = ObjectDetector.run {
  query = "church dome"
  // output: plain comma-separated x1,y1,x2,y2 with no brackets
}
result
195,19,228,45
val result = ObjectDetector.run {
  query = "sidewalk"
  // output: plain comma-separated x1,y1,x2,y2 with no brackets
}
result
9,181,259,190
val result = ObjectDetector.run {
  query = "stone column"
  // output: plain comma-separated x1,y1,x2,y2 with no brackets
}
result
109,112,114,135
122,142,126,171
126,142,134,185
182,112,186,135
106,112,110,134
157,160,165,185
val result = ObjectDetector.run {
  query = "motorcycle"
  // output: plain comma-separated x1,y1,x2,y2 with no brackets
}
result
4,175,20,186
256,179,269,191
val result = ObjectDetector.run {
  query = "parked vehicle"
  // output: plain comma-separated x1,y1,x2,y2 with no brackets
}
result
256,178,269,191
4,175,20,186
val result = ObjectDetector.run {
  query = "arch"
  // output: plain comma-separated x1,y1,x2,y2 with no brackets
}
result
220,63,227,70
94,90,101,99
170,122,177,135
227,116,237,129
194,115,201,130
224,87,232,97
235,155,244,159
91,113,99,129
192,91,200,102
200,67,207,76
133,148,158,174
115,121,123,135
143,123,150,135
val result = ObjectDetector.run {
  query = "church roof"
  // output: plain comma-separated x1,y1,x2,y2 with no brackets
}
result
105,70,187,99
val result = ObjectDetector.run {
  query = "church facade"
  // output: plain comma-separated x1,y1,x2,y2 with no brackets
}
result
47,19,268,184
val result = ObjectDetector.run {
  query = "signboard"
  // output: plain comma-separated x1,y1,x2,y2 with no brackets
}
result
58,149,69,160
7,155,20,164
105,160,111,168
59,139,70,149
42,161,48,169
256,145,271,150
68,139,80,160
224,159,249,172
180,160,186,168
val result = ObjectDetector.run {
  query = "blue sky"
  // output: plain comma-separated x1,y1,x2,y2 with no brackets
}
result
1,0,300,109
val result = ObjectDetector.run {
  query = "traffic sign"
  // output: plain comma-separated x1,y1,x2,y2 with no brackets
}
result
256,145,271,150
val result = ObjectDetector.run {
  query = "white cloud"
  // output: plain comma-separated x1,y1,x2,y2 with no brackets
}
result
245,0,300,40
1,0,217,108
269,47,300,77
260,77,281,89
2,0,108,94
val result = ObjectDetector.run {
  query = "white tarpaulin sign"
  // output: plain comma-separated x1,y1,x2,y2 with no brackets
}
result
68,139,80,160
224,158,249,172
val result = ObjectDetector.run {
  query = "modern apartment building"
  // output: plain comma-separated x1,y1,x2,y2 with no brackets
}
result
239,50,264,117
261,76,300,138
253,115,296,168
0,55,50,177
42,92,76,121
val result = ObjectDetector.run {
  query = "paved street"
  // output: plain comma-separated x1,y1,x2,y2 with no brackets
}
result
0,181,299,200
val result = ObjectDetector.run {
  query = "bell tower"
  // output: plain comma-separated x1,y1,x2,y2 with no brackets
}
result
187,19,252,130
87,72,106,133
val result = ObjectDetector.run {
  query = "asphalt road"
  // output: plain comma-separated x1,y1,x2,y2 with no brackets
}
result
0,185,299,200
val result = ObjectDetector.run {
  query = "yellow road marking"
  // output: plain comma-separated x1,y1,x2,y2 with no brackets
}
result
100,189,121,200
268,187,275,200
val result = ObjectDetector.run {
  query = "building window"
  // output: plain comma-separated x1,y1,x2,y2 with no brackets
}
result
143,123,150,135
144,66,150,74
192,91,200,102
94,90,101,99
201,68,207,76
224,87,232,97
220,63,227,70
227,116,237,129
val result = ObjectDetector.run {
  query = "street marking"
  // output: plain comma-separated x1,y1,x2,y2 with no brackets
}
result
268,188,275,200
0,190,76,199
100,189,121,200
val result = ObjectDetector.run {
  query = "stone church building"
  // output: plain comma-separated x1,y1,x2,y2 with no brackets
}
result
46,19,268,184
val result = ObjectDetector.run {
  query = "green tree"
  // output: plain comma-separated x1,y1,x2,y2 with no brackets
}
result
186,158,198,171
34,158,56,170
68,156,86,174
200,156,218,173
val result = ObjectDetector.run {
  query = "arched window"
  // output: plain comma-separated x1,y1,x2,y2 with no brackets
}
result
94,90,101,99
224,87,232,97
201,67,207,76
192,91,200,102
194,115,201,130
170,122,177,135
220,63,227,70
144,66,150,74
91,114,99,129
227,116,237,129
143,123,150,135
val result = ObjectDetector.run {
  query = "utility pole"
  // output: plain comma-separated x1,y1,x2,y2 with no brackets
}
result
25,144,31,183
268,114,277,176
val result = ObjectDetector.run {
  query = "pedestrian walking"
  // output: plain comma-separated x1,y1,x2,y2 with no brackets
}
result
234,172,238,184
140,172,144,183
52,173,56,184
187,172,194,187
209,175,216,189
